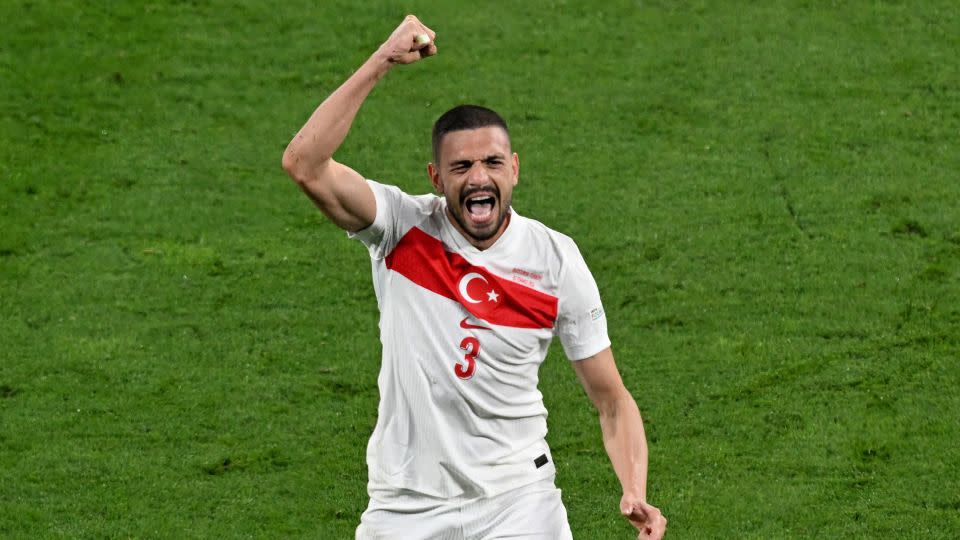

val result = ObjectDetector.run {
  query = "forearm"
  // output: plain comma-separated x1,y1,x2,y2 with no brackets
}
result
282,51,393,176
597,394,649,500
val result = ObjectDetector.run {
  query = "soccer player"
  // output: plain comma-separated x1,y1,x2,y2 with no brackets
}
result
282,15,667,540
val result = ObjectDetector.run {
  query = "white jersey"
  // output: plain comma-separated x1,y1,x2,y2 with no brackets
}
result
349,180,610,500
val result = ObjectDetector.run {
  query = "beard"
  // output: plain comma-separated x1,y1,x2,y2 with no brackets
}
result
447,184,512,243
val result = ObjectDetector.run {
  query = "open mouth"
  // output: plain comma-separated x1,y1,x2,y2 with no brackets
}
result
464,193,497,224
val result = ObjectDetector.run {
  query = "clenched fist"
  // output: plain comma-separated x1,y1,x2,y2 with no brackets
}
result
621,497,667,540
377,15,437,65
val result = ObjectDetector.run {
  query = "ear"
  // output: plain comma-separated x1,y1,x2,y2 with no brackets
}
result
511,152,520,186
427,162,443,193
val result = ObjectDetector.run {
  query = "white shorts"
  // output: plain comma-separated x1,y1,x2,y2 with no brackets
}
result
355,478,573,540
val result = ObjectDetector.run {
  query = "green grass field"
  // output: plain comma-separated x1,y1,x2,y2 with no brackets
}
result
2,1,958,537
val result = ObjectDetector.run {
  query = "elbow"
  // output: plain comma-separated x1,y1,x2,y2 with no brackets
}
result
282,145,333,191
281,146,305,183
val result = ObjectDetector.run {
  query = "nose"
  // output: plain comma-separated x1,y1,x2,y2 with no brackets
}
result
466,160,490,185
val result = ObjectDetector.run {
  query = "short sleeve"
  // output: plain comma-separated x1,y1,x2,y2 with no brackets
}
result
348,180,434,260
555,239,611,361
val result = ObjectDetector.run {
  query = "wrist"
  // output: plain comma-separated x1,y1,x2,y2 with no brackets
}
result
368,47,397,77
621,488,646,504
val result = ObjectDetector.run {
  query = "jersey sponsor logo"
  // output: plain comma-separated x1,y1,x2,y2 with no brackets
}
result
385,227,558,329
459,317,492,331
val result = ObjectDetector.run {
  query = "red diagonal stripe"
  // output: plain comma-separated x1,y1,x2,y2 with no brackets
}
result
384,227,558,329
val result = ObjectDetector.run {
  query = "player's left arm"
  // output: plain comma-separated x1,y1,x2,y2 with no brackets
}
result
572,347,667,539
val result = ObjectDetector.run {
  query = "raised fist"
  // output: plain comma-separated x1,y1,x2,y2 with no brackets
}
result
377,15,438,65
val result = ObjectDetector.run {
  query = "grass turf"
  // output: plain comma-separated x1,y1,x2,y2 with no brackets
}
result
1,0,958,537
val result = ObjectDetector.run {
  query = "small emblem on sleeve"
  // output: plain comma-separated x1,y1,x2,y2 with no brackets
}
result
590,307,604,321
534,454,549,469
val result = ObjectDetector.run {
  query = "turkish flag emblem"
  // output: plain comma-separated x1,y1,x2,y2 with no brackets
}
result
457,271,501,316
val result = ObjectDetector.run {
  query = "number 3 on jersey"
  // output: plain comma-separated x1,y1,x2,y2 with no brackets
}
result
456,337,480,379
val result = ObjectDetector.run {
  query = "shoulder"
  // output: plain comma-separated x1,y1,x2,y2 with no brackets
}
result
367,179,444,220
350,180,444,259
513,213,584,262
507,213,594,296
368,179,440,207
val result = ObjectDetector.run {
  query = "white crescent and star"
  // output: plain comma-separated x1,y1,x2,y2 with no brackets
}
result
458,272,499,304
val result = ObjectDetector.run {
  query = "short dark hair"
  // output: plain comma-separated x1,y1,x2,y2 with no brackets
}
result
432,105,509,163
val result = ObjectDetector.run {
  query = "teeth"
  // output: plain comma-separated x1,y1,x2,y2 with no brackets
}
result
465,194,495,219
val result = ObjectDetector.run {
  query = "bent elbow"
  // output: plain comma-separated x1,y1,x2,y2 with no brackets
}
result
281,147,304,181
282,146,334,190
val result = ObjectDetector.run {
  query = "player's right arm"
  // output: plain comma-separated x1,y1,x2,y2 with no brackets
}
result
281,16,437,232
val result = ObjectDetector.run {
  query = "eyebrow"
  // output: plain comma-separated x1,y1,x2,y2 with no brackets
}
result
448,154,505,169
